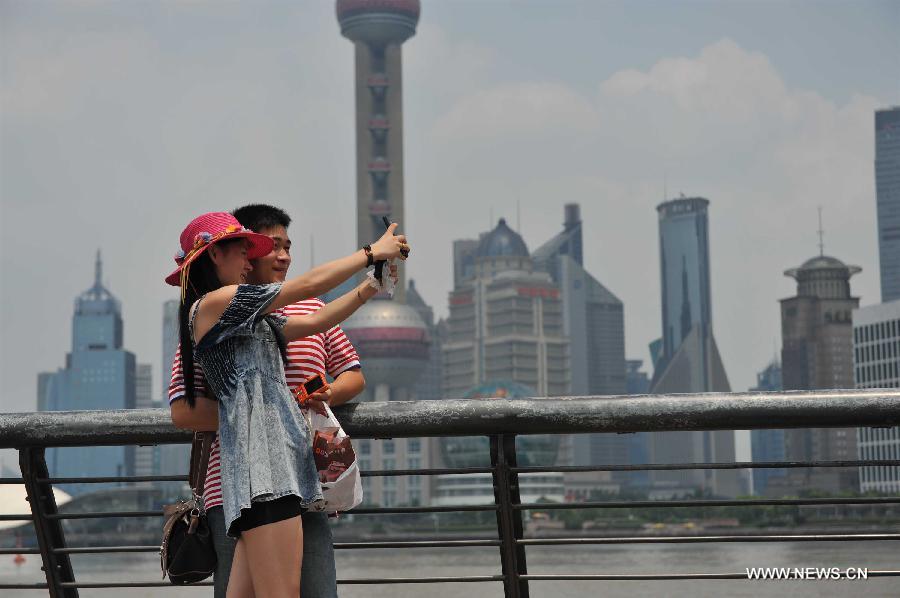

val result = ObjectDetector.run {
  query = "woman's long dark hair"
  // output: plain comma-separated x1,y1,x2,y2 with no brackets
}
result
177,238,287,407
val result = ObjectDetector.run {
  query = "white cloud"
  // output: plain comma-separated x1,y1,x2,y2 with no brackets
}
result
601,39,789,121
432,81,600,140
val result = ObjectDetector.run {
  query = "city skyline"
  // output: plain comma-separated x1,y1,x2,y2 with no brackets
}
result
2,1,898,415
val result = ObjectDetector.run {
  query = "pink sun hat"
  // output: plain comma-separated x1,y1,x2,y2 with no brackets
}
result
165,212,274,287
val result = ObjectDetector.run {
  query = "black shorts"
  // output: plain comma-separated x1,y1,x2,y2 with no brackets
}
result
228,495,303,537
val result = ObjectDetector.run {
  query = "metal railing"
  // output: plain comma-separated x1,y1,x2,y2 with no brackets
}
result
1,388,899,596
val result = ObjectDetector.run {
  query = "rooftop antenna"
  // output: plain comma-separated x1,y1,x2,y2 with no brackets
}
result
94,249,102,288
516,199,521,234
817,207,825,257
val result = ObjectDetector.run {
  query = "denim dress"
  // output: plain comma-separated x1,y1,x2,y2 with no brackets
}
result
192,283,324,538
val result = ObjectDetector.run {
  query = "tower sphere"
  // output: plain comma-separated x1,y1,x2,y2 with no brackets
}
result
336,0,421,46
341,298,429,388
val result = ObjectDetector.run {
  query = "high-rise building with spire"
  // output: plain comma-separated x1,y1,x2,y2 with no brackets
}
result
37,252,136,495
648,196,740,497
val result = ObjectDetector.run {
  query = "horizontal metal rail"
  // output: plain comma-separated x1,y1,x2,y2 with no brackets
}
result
2,388,899,447
36,474,188,484
21,532,898,557
514,496,900,510
1,391,899,596
519,571,900,580
518,533,900,545
514,458,900,473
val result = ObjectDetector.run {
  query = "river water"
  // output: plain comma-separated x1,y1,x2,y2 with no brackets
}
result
2,541,898,597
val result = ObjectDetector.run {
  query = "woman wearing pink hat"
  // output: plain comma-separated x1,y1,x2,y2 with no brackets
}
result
165,212,407,597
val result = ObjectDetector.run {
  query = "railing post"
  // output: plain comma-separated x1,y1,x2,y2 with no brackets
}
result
19,447,78,597
491,434,529,598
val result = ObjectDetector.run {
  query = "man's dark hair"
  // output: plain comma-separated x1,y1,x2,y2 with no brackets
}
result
232,204,291,233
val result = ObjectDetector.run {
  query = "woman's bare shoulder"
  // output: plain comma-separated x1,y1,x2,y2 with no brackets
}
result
199,285,239,315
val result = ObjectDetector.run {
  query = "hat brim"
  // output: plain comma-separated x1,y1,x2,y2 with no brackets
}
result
164,231,275,286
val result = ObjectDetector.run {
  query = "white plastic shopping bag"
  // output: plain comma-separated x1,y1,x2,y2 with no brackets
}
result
305,403,363,513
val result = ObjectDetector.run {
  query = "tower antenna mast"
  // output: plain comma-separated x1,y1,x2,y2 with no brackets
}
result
817,207,825,257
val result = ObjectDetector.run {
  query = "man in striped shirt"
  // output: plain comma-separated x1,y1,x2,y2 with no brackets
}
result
169,204,364,598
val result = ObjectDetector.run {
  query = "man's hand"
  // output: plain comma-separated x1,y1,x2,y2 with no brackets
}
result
304,386,332,416
329,369,365,407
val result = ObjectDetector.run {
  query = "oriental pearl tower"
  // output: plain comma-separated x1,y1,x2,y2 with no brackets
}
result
336,0,419,303
336,1,429,406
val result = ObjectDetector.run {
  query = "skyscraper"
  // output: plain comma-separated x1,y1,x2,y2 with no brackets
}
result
749,360,785,496
781,254,861,493
336,0,419,303
533,203,624,398
442,219,570,399
453,239,480,289
161,299,179,403
625,360,652,488
37,252,136,495
652,197,724,385
533,204,627,470
408,279,444,402
876,107,900,302
133,363,155,481
649,196,739,497
853,299,900,493
156,298,191,484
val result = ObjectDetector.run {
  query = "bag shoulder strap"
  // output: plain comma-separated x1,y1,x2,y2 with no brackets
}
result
188,432,213,500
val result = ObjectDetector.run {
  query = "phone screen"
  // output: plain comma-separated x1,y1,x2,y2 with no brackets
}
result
304,375,325,394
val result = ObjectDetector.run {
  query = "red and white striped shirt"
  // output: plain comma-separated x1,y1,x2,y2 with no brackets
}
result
168,298,361,509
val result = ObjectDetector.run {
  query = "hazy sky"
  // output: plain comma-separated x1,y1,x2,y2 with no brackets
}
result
2,0,899,418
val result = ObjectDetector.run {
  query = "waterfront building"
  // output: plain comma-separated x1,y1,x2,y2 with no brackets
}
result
853,299,900,493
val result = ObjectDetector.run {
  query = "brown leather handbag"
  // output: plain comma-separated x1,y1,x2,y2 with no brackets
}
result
159,432,217,584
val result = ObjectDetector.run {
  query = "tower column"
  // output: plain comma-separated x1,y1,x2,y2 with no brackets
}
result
338,0,419,303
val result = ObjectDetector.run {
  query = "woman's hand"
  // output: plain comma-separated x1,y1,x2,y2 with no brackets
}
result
356,263,398,302
357,281,378,302
388,262,399,286
371,223,410,261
